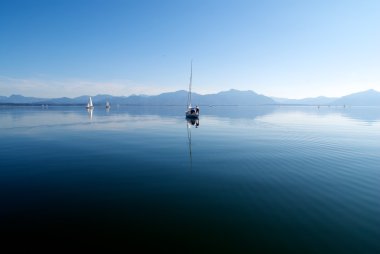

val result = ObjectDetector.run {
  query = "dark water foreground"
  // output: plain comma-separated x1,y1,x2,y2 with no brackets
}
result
0,106,379,253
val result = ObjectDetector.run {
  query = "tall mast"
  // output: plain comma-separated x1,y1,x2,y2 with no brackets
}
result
187,60,193,108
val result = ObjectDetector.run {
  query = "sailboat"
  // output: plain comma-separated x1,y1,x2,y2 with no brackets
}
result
105,100,111,109
86,96,94,109
185,61,199,118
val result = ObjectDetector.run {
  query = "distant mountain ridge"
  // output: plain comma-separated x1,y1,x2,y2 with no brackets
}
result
333,89,380,106
1,89,379,106
0,89,275,106
273,89,380,106
272,96,337,105
0,94,45,103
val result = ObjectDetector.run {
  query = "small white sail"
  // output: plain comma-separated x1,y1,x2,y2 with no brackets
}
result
106,100,110,109
86,96,94,109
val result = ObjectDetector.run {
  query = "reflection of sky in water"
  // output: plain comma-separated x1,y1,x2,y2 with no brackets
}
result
1,106,379,153
1,106,380,131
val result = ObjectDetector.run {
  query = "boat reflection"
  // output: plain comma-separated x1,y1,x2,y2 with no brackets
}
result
187,118,199,128
186,118,199,170
87,108,93,120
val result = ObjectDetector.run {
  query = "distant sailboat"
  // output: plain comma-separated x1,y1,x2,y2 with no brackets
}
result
185,61,199,118
105,100,111,109
86,96,94,109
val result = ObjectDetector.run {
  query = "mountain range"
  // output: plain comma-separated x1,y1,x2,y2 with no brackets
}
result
271,96,338,105
0,89,379,106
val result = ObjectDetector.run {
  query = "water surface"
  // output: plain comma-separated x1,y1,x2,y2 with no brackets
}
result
1,106,379,253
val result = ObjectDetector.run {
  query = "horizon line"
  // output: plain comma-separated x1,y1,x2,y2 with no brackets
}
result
1,88,378,100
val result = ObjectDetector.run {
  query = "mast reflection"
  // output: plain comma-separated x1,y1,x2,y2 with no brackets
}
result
186,118,199,170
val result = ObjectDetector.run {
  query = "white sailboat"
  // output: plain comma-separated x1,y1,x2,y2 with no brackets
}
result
185,61,199,118
105,100,111,109
86,96,94,109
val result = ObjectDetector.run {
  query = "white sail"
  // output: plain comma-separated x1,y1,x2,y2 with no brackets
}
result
86,96,94,109
106,101,110,108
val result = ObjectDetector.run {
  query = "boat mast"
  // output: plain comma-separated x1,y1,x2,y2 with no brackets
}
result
187,60,192,108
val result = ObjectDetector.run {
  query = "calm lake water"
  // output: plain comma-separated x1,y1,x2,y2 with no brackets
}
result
1,106,379,253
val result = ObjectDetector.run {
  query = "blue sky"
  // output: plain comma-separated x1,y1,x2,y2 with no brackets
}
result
1,0,379,98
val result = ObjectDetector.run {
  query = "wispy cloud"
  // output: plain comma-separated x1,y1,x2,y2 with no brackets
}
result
0,76,175,98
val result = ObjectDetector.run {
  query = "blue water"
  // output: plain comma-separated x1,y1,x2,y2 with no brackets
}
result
1,106,379,253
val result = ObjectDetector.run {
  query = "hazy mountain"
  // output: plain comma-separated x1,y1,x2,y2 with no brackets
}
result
273,96,337,105
333,89,380,106
39,97,78,104
197,89,273,105
0,89,275,105
1,89,380,106
123,89,275,105
0,94,46,103
138,90,191,105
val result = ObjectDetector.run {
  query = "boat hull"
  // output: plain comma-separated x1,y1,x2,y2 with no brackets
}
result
186,112,199,118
